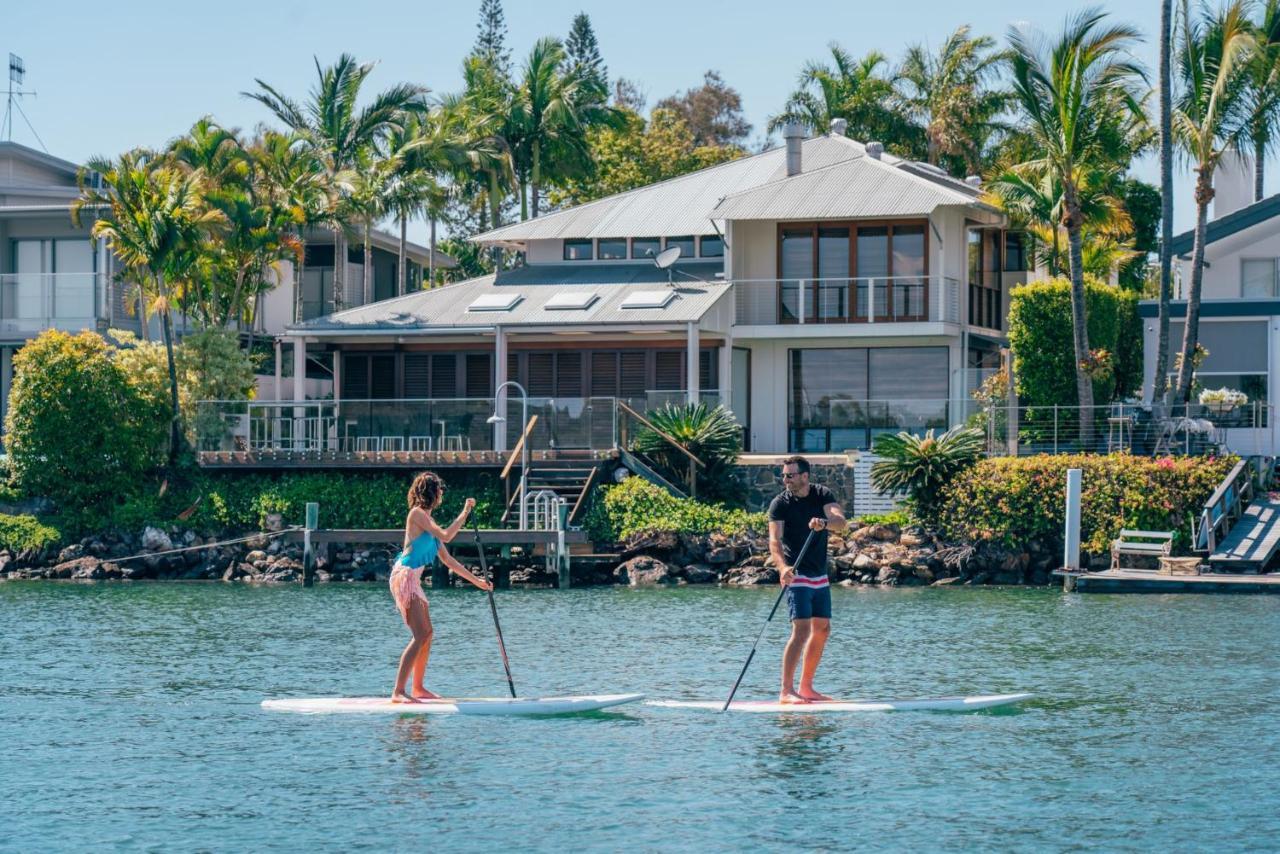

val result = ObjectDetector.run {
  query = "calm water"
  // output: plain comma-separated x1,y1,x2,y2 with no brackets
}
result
2,581,1277,852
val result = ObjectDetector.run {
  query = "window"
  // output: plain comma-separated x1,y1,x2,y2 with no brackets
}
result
1242,259,1278,297
779,222,927,323
968,229,1002,330
468,293,523,312
631,238,661,259
1004,231,1027,272
598,238,627,260
563,240,593,261
545,291,599,310
665,235,696,257
699,235,724,257
621,290,675,309
788,347,949,452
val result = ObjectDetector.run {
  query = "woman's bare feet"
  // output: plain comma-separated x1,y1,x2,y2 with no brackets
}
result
411,686,441,700
390,691,421,704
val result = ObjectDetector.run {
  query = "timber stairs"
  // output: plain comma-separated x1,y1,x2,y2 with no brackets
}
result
1196,457,1280,573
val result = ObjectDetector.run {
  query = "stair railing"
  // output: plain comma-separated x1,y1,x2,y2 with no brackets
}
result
616,400,706,498
500,414,539,526
1193,458,1254,553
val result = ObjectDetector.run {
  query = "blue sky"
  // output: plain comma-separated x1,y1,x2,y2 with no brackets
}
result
4,0,1266,239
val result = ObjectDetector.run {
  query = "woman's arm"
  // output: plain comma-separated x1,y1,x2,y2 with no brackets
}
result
409,498,476,544
439,543,491,591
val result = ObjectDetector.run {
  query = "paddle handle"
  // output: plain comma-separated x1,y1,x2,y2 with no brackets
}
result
721,528,819,712
473,518,517,699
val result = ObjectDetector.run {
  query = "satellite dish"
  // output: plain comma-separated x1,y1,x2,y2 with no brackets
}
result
654,246,682,270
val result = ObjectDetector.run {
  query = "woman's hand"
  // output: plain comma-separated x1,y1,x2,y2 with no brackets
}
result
463,497,477,515
473,577,493,592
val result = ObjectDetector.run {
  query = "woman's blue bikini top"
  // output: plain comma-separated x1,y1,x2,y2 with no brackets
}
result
399,530,439,569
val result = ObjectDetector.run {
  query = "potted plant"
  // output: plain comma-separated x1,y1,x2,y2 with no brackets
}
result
1198,387,1248,414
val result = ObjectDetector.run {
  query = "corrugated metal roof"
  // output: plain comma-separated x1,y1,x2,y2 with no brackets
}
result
288,267,731,335
710,156,986,221
470,134,991,244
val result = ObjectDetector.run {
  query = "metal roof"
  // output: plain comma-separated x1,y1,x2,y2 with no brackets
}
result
709,156,988,221
287,266,732,336
470,134,990,244
1169,194,1280,255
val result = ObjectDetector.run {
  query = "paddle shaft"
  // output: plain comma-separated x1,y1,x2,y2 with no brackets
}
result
721,527,820,712
472,519,516,698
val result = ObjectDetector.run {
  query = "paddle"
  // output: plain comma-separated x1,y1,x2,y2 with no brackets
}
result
472,518,517,699
721,527,819,712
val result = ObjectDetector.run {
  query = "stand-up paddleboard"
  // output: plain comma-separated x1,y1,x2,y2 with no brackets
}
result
262,693,644,716
649,692,1033,713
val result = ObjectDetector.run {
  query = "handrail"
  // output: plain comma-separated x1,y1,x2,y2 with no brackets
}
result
569,466,598,524
1203,459,1251,511
500,414,539,481
616,401,705,469
1196,458,1254,553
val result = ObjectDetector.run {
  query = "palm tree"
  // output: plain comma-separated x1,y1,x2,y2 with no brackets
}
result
1240,0,1280,201
251,130,325,323
1153,0,1176,404
386,111,466,293
446,56,518,241
897,26,1011,175
244,54,427,311
770,45,915,151
72,150,223,464
1006,8,1147,439
1172,0,1258,404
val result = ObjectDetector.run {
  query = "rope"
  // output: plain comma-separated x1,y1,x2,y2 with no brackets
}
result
101,527,303,565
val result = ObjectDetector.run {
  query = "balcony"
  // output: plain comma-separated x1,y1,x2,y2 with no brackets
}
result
0,273,102,336
733,276,960,326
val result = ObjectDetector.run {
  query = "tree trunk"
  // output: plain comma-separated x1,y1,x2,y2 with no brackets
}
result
246,292,262,352
363,220,373,306
428,217,437,288
519,178,528,222
1064,192,1094,448
1174,171,1214,403
1255,136,1266,203
488,170,503,270
331,225,344,312
397,214,407,297
157,273,182,466
1153,0,1174,405
531,139,541,219
294,231,307,324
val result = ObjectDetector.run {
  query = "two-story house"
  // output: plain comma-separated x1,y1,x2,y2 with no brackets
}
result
272,122,1029,459
1141,152,1278,454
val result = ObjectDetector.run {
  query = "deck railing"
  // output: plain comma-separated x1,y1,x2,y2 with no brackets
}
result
733,276,961,326
0,272,103,334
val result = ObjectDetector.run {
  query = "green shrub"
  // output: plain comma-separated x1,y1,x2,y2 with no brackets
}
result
0,513,62,553
5,330,168,513
870,426,985,523
632,402,744,504
1113,290,1143,399
1008,278,1128,406
854,510,912,528
935,454,1235,554
585,476,766,543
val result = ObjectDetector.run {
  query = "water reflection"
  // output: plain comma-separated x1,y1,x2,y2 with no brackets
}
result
383,716,441,789
761,715,845,795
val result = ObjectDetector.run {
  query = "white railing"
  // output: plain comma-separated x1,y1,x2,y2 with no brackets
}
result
733,276,961,326
0,273,103,334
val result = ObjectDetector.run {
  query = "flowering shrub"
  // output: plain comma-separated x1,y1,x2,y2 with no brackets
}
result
585,476,766,543
935,454,1235,554
1198,387,1248,409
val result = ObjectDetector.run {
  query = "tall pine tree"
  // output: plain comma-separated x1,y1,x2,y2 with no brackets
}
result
472,0,511,75
565,12,607,94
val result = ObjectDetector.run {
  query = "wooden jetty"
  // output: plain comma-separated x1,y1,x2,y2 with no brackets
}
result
1054,567,1280,594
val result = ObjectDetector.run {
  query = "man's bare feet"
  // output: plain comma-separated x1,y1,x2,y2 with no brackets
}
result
390,691,421,704
779,690,810,704
411,687,441,700
797,688,834,702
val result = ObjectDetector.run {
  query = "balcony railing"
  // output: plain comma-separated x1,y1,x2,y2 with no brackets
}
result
0,273,102,334
733,276,961,326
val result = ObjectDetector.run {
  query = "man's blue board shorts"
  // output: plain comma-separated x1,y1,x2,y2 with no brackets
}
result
786,578,832,620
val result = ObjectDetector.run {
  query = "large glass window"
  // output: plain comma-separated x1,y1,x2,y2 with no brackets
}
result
788,347,949,451
780,228,813,322
563,240,593,261
598,238,627,260
1242,259,1277,297
890,224,925,318
699,235,724,257
665,235,696,258
631,238,661,259
1004,231,1027,271
817,227,850,320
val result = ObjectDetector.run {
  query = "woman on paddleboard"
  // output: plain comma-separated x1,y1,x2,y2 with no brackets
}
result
390,471,491,703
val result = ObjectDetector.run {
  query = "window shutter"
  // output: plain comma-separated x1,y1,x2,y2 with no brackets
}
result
342,355,369,399
590,352,618,396
528,353,555,396
370,355,397,399
620,351,647,397
700,350,714,392
403,354,430,398
556,352,583,396
466,353,491,397
654,351,683,390
431,354,457,397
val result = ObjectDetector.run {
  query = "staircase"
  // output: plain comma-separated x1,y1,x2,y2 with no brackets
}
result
502,461,600,526
1201,457,1280,573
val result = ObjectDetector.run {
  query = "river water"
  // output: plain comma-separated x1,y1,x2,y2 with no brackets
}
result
2,582,1276,851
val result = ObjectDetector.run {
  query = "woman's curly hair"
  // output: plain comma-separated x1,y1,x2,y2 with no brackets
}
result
407,471,443,511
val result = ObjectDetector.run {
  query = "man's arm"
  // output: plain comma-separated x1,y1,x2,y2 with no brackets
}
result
768,520,793,586
822,501,847,532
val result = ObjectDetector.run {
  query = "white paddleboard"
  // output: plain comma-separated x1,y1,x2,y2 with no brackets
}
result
262,693,644,716
648,692,1033,713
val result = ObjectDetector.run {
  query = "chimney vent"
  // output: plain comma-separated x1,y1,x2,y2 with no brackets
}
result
866,141,884,160
783,122,805,176
829,117,848,137
965,175,982,187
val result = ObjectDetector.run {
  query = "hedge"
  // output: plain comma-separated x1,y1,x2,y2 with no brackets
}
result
935,454,1235,554
0,513,63,554
585,476,766,543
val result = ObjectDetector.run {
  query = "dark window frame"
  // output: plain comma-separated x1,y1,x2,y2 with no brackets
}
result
563,239,594,261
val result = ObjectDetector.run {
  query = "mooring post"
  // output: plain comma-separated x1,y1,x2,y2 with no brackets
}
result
302,502,319,587
431,556,450,589
556,502,571,589
1063,468,1082,590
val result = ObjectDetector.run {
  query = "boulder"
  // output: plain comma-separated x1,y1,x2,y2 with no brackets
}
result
245,550,268,564
683,564,718,584
57,544,85,563
900,531,928,548
614,555,679,586
705,546,738,565
724,565,778,586
853,553,879,571
912,564,935,583
141,527,173,552
875,566,899,585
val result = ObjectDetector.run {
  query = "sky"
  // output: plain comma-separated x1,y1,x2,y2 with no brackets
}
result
4,0,1270,242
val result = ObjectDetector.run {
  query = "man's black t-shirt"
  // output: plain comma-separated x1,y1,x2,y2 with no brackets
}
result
767,484,836,577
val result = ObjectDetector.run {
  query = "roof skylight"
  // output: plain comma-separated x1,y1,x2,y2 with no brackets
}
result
545,292,599,311
468,293,523,312
620,290,676,310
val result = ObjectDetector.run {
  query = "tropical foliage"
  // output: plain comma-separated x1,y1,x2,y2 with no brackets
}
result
632,402,745,503
870,426,986,522
584,476,765,544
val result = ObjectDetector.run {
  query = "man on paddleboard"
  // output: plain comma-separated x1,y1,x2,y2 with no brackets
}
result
768,455,847,704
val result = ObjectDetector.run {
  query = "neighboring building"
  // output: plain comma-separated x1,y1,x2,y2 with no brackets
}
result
270,122,1030,459
0,140,454,414
1140,152,1278,455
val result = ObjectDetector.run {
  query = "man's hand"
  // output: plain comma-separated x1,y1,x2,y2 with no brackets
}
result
779,565,795,586
808,517,827,532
